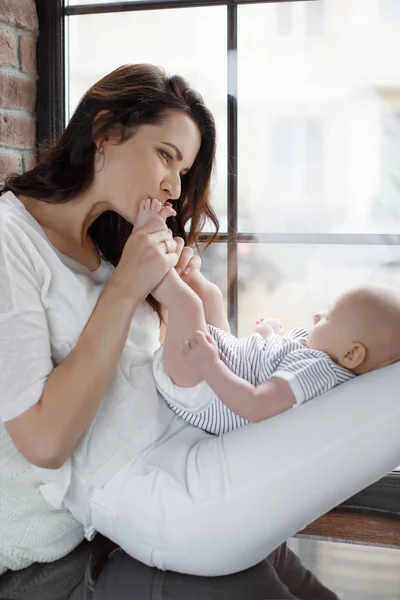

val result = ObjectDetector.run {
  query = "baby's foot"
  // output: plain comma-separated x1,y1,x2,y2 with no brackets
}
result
134,198,175,229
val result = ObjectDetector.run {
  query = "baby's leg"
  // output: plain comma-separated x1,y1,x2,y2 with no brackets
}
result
153,269,208,387
134,198,208,386
183,268,230,331
135,200,225,386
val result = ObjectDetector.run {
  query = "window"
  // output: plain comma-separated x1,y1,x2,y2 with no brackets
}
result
36,0,400,518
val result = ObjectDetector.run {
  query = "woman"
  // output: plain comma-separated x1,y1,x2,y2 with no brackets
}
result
0,63,216,574
1,64,398,578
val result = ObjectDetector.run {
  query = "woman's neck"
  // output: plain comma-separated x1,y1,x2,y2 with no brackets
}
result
18,192,107,271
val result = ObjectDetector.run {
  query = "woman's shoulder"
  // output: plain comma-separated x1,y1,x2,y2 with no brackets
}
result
0,191,38,237
0,190,26,215
0,192,58,291
0,191,52,261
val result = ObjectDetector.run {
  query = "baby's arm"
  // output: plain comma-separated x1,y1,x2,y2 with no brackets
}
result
182,331,296,422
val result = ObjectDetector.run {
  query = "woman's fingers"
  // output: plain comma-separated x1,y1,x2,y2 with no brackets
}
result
173,236,185,258
162,237,177,255
181,253,201,277
175,245,193,275
164,251,179,269
174,246,202,276
147,229,176,246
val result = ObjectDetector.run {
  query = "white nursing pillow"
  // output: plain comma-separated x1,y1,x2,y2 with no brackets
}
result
152,359,400,552
246,360,400,541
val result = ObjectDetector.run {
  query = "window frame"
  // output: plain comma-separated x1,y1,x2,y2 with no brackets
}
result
35,0,400,522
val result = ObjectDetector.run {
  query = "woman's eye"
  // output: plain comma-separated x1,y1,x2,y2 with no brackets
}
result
160,150,172,163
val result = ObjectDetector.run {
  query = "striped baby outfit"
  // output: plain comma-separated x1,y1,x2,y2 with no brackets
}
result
154,327,355,435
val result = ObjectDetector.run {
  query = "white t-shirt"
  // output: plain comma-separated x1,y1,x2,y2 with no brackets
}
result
0,192,172,532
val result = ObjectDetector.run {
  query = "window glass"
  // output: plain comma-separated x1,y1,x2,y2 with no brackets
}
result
237,242,400,336
238,1,400,234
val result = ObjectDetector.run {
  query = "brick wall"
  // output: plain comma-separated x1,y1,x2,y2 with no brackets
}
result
0,0,38,185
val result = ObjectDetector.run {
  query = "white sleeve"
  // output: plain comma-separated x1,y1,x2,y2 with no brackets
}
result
273,350,342,405
0,217,54,422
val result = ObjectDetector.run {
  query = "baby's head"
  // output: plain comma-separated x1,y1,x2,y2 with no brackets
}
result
307,285,400,374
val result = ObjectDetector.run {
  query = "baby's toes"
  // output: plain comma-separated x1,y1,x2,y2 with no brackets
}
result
138,198,149,213
150,199,162,213
160,205,176,220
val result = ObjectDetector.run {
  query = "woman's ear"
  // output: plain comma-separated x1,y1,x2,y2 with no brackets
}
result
339,342,367,371
92,110,112,151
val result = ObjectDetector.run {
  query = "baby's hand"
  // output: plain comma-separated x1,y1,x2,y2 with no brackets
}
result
254,318,284,338
181,330,220,373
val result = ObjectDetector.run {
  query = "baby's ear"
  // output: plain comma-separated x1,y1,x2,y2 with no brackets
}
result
340,342,367,371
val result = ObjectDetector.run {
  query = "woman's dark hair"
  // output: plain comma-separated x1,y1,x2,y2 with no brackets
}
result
3,64,219,319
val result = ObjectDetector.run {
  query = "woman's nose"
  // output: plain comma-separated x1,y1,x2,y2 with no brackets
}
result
162,173,181,201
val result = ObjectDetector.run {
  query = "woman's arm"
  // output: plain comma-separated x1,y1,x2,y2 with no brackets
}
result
6,285,140,469
182,331,296,422
5,221,178,469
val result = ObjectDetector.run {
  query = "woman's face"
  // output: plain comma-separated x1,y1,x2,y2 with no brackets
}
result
94,111,202,224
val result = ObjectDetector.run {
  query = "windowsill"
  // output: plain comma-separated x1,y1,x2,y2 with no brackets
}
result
296,473,400,548
297,506,400,548
343,472,400,515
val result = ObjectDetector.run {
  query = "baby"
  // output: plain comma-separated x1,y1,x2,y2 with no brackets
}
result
136,200,400,435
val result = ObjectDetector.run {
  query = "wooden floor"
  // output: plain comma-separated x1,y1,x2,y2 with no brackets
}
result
288,537,400,600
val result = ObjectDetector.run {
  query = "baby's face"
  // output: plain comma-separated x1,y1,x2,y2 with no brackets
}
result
307,310,337,356
306,302,353,360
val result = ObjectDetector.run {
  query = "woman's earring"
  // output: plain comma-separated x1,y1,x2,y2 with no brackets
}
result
95,144,105,172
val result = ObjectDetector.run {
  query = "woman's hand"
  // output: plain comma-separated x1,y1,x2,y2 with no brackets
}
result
111,212,179,303
173,239,201,279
